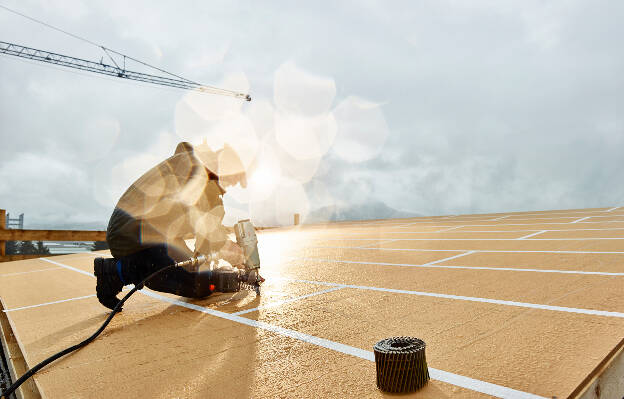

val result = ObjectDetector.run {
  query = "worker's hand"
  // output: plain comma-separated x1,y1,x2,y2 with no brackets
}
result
219,240,245,266
246,269,265,284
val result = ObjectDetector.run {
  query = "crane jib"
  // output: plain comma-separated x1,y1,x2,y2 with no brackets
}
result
0,40,251,101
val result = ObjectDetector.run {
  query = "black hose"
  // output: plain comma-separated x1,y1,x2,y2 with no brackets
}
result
0,263,176,398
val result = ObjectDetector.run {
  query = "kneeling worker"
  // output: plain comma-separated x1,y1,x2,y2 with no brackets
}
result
94,141,263,310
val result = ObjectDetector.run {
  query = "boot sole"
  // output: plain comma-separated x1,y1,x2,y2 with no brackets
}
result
94,257,104,277
93,257,122,311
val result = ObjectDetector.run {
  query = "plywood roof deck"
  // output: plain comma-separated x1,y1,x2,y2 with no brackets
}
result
1,207,624,398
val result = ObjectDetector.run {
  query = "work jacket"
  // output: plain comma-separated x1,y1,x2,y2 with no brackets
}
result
106,143,227,258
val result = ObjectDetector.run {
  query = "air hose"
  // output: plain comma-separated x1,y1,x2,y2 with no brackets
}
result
0,256,203,398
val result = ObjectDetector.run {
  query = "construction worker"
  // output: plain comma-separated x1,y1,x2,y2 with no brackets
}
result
94,141,261,310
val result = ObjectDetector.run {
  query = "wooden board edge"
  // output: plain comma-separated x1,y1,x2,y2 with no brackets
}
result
0,298,41,399
568,336,624,399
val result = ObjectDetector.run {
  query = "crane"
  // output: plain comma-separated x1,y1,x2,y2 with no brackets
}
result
0,40,251,101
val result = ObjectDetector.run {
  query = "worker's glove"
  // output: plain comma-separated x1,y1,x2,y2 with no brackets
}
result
246,269,265,284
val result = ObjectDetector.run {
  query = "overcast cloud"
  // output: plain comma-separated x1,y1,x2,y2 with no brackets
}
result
0,0,622,228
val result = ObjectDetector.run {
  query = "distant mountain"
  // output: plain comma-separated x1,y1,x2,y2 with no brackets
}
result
306,201,421,223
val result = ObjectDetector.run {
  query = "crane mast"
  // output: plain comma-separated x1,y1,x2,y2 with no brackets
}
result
0,40,251,101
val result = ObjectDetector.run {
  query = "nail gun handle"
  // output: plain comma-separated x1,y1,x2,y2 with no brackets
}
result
234,219,260,270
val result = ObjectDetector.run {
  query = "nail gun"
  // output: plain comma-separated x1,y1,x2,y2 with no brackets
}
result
187,219,263,295
234,219,263,295
0,240,262,398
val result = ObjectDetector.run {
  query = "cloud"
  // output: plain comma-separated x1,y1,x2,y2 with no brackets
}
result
1,0,623,229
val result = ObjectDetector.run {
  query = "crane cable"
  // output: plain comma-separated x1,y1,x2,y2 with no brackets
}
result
0,3,250,100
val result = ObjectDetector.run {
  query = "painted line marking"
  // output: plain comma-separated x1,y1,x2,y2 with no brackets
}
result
571,216,591,224
605,207,620,212
395,220,624,228
3,294,96,313
434,225,465,233
34,258,546,398
288,257,624,276
276,277,624,318
391,216,592,224
367,227,624,234
232,287,343,315
424,251,476,265
2,287,133,313
140,290,545,399
395,222,419,227
306,212,624,228
517,230,547,240
309,245,624,254
40,258,93,277
0,267,63,277
316,237,624,241
490,215,511,221
357,239,397,247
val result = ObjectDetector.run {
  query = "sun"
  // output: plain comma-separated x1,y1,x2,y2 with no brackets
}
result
249,167,279,189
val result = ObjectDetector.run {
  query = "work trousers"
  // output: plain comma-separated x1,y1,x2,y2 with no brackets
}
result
116,245,214,298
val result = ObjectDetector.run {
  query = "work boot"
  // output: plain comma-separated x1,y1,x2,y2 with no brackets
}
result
93,257,124,311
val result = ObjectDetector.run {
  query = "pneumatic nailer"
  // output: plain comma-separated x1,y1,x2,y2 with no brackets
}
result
189,219,263,295
0,221,264,398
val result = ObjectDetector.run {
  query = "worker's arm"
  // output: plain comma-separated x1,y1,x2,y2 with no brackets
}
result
168,237,194,261
194,224,244,266
218,239,245,265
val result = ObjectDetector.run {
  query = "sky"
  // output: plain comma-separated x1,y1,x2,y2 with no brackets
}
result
0,0,622,228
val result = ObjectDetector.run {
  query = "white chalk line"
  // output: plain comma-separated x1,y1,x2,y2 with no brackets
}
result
316,237,624,241
40,257,94,277
434,225,465,233
299,221,624,234
571,216,591,224
141,290,545,399
355,239,397,248
517,231,547,240
275,277,624,319
308,245,624,254
371,210,622,222
358,227,624,234
357,215,575,226
436,210,622,218
385,215,623,225
324,212,624,229
0,267,63,277
3,294,97,313
287,256,624,277
2,286,134,313
424,251,475,265
31,259,545,398
232,287,343,315
395,220,624,229
490,215,511,221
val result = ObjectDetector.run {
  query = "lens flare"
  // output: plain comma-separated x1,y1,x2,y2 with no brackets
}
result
332,96,389,162
274,111,337,160
274,61,336,117
226,143,281,204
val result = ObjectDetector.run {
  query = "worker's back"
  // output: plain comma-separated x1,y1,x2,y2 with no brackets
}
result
107,143,226,257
